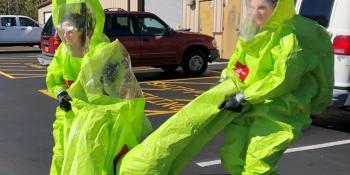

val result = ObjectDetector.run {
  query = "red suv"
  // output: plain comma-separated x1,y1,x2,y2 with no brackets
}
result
38,9,219,76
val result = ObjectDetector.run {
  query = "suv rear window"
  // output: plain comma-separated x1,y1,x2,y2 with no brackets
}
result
299,0,335,28
42,17,55,36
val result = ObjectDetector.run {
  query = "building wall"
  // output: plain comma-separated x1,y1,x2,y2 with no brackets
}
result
100,0,139,11
145,0,182,28
182,0,241,59
38,0,140,25
38,4,52,25
182,0,199,32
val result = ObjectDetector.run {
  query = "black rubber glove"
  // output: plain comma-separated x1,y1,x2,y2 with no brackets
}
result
57,91,72,112
218,92,245,113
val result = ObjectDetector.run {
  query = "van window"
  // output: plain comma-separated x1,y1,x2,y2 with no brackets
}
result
104,16,135,37
19,17,39,27
1,17,16,27
299,0,335,28
42,17,55,36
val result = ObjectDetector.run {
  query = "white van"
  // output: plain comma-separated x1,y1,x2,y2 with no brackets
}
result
296,0,350,107
0,15,42,45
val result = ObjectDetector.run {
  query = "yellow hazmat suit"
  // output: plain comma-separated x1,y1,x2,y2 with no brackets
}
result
118,0,333,174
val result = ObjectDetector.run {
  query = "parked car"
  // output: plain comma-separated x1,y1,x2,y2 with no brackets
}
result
38,9,219,76
296,0,350,107
0,15,42,45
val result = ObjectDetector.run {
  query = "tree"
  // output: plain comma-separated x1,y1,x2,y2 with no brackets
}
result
0,0,47,20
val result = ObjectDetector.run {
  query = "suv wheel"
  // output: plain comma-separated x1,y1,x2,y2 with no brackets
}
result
182,49,208,76
160,65,179,72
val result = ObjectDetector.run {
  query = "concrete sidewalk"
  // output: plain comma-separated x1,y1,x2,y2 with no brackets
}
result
0,46,41,54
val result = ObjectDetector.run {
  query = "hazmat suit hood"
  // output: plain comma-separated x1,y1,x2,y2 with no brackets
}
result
239,0,294,41
52,0,108,57
225,0,333,114
69,40,143,102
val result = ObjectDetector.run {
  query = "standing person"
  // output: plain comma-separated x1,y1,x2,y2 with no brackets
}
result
46,0,151,174
118,0,334,174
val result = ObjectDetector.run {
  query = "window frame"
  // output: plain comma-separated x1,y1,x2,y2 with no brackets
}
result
0,17,17,27
134,15,169,36
19,17,39,27
104,14,138,37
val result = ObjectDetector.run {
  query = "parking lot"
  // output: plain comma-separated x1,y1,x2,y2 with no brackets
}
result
0,51,350,175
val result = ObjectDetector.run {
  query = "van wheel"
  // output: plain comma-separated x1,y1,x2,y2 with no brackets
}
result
160,65,179,72
182,49,208,76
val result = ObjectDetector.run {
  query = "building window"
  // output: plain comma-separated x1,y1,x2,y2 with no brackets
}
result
44,12,52,24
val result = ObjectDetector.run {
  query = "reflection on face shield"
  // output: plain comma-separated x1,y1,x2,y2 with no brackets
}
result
81,41,142,100
101,63,120,85
239,0,276,41
99,59,134,98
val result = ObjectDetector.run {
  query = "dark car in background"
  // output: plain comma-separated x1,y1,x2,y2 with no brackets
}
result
38,9,219,76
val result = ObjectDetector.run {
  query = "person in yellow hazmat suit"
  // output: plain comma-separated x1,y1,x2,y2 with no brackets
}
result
117,0,334,174
46,0,151,174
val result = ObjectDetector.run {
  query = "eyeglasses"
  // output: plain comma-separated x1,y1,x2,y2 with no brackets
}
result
57,24,79,34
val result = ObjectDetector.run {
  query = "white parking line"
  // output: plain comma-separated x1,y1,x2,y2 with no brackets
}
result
209,62,228,65
196,139,350,167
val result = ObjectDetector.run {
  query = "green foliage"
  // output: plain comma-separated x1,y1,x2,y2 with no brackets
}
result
0,0,47,20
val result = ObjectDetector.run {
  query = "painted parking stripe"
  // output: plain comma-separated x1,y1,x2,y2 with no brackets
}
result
0,71,15,79
196,139,350,167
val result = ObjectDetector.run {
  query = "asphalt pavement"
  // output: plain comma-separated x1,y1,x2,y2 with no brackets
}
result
0,51,349,175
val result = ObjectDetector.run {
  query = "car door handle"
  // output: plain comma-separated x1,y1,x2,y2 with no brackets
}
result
143,38,150,42
0,28,5,30
20,28,26,30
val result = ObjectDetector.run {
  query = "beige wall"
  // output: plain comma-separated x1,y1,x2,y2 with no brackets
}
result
222,0,240,58
182,0,199,32
100,0,139,11
38,4,52,25
38,0,140,25
182,0,241,59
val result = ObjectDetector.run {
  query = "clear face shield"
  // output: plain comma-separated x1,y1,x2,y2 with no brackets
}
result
81,42,143,100
55,3,95,57
239,0,277,41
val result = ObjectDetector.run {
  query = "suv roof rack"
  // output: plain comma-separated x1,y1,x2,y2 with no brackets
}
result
104,8,126,12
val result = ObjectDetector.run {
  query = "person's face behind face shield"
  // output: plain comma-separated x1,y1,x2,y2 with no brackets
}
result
239,0,275,41
59,20,83,50
56,3,94,58
250,0,275,27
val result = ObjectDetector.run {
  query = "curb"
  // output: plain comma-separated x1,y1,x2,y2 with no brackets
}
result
213,58,229,63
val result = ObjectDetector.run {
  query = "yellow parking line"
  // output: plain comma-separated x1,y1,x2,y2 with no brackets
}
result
28,64,45,69
139,76,219,83
0,57,36,60
0,69,46,71
10,73,46,76
0,66,27,68
174,99,192,102
145,110,176,116
38,89,54,99
142,88,166,91
0,63,22,65
16,75,46,79
0,71,15,79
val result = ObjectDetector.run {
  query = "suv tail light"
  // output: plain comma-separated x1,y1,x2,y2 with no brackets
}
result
53,32,61,50
333,35,350,56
